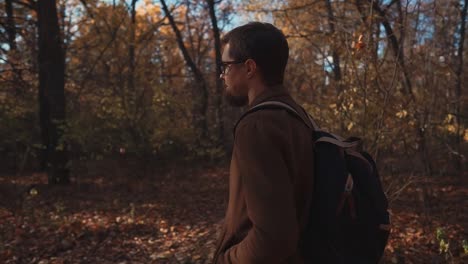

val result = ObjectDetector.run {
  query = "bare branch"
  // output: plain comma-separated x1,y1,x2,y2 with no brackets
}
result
243,0,321,13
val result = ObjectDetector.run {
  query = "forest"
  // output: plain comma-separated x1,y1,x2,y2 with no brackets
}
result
0,0,467,263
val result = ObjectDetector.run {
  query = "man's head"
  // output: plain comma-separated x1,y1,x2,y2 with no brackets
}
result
220,22,289,106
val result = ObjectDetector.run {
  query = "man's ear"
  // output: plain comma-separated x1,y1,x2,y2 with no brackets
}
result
245,59,257,78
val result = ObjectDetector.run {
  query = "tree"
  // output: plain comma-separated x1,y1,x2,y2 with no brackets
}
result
454,0,467,174
324,0,341,82
207,0,224,147
4,0,17,51
241,0,467,177
37,0,69,184
160,0,210,144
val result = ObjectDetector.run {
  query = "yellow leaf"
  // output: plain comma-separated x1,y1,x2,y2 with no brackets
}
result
396,110,408,118
446,124,456,133
444,114,455,123
29,188,38,196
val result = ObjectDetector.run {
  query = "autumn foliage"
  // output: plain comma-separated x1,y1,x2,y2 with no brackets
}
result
0,0,467,263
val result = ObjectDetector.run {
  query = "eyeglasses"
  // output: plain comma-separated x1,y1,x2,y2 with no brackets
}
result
220,60,246,75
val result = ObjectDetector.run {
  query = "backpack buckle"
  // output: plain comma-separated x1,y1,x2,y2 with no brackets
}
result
344,174,353,193
336,174,357,219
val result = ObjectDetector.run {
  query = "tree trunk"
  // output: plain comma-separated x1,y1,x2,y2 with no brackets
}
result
325,0,341,82
455,0,467,175
160,0,209,142
128,0,137,93
357,0,432,175
355,2,413,96
359,0,415,101
5,0,17,51
126,0,140,149
207,0,225,148
37,0,69,184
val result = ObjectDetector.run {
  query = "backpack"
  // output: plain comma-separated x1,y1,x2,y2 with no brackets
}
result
235,100,391,264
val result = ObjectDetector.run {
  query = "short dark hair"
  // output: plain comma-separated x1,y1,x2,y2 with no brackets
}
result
221,22,289,86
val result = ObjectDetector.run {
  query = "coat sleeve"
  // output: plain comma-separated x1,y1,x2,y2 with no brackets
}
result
218,117,299,263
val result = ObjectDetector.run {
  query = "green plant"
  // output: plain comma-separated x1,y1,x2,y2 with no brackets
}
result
436,227,453,262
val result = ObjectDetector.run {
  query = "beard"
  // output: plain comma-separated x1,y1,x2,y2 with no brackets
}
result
224,89,248,107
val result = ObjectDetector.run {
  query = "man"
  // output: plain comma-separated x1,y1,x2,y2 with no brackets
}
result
212,22,315,264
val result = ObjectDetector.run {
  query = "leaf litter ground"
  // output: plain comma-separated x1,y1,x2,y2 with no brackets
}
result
0,166,466,263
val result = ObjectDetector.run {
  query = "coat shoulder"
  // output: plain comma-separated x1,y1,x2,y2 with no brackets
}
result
237,108,290,130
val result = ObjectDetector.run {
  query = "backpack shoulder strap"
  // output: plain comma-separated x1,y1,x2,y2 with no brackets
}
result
315,135,361,149
233,101,317,135
255,101,322,131
233,101,362,149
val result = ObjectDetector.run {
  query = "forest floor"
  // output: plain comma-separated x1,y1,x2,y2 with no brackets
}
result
0,163,467,264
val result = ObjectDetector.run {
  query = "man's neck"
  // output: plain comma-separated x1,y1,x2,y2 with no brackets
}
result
247,82,269,106
248,82,285,106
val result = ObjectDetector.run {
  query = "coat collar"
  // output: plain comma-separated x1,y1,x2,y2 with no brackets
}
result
248,84,290,108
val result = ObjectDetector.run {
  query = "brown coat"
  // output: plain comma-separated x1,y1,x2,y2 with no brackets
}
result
213,87,315,264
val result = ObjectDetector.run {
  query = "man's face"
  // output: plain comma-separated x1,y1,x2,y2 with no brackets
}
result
221,44,249,107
